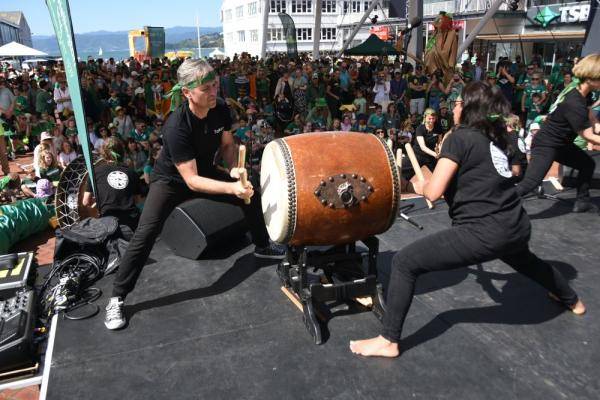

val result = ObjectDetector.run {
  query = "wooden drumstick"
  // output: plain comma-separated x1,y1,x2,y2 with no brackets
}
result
238,145,251,205
395,148,402,168
404,143,434,209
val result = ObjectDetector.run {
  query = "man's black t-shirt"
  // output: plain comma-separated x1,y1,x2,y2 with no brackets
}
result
438,114,453,132
409,75,428,99
439,127,525,229
153,99,232,184
88,162,140,215
534,89,591,147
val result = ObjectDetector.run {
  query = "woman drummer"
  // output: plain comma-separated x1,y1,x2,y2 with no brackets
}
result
350,81,585,358
516,54,600,212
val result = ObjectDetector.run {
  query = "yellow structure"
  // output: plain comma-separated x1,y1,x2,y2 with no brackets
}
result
128,26,165,61
164,50,194,60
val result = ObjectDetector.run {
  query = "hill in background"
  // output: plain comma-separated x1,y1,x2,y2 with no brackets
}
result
32,26,222,55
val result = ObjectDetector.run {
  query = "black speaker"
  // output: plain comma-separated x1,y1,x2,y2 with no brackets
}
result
161,198,248,260
562,151,600,189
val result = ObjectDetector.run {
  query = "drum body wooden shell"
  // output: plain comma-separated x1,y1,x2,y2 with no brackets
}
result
260,132,400,246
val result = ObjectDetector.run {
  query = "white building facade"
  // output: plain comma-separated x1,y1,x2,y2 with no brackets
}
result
221,0,393,57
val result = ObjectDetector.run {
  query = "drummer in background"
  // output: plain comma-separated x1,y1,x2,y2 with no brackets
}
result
82,137,141,234
413,108,444,172
103,59,285,331
350,81,585,358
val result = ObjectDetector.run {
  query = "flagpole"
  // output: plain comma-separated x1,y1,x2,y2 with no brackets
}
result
196,13,202,59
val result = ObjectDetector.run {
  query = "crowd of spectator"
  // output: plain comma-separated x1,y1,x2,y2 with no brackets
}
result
1,50,598,205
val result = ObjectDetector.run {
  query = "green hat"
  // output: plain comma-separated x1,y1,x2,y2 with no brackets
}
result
315,98,327,107
487,71,497,79
463,71,473,79
439,101,448,109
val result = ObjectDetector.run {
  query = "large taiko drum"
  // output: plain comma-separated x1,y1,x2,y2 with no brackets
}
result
260,132,400,246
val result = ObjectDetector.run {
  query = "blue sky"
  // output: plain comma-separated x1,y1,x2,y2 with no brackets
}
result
0,0,223,36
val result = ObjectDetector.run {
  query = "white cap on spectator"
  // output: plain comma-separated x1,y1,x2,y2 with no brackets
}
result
131,71,138,76
134,87,144,95
41,131,53,141
529,123,541,131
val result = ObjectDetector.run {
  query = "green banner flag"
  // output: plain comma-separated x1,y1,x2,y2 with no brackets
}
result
46,0,97,196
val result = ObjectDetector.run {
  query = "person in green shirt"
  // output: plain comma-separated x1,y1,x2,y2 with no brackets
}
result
306,73,325,111
367,105,385,132
306,99,332,130
486,71,499,87
256,69,270,107
14,85,29,116
444,72,465,113
521,73,547,119
64,117,78,145
235,118,252,142
353,89,367,116
526,92,544,128
427,72,445,111
284,114,303,135
129,119,150,143
35,80,54,115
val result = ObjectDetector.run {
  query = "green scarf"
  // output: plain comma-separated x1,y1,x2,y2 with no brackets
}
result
164,71,216,112
548,78,580,114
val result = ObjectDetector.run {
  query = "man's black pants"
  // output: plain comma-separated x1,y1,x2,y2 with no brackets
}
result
517,141,595,200
381,219,579,343
112,176,270,299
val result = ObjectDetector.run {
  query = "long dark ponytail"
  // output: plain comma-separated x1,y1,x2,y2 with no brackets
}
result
459,81,513,154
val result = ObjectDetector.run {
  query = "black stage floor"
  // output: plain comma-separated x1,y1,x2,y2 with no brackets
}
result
47,190,600,400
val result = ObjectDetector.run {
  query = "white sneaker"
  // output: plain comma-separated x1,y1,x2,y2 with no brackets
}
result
104,297,126,330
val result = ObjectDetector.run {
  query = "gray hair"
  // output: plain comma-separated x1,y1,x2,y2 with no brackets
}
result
177,59,214,87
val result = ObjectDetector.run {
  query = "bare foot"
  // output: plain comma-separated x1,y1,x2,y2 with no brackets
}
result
570,300,586,315
349,335,400,358
548,292,586,315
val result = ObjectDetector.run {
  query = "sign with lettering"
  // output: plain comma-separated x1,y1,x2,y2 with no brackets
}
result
527,1,591,26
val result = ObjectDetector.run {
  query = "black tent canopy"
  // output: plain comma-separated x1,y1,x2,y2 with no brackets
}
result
344,34,399,56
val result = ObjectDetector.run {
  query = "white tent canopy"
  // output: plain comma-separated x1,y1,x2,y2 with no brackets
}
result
209,48,226,59
0,41,48,57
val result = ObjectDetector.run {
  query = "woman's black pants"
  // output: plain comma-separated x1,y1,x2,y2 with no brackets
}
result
111,175,270,299
517,141,595,200
381,220,579,343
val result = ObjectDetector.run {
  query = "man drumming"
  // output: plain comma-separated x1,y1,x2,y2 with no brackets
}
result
104,59,284,330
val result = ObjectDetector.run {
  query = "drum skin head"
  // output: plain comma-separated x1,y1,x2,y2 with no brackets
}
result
260,141,292,243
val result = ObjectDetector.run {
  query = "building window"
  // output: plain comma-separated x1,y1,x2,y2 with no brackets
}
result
268,28,284,41
250,29,259,42
296,28,312,41
238,30,245,42
321,27,337,40
343,28,351,40
291,0,312,13
343,1,350,13
352,1,361,13
364,1,371,12
224,9,232,21
248,2,257,15
226,32,234,43
322,0,337,12
236,6,244,17
270,0,287,13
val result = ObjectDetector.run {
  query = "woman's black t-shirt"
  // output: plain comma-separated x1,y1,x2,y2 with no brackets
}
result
439,127,525,230
87,162,140,215
153,100,232,184
534,89,591,147
414,123,443,161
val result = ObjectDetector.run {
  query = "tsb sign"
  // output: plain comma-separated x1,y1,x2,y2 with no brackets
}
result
559,4,590,23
